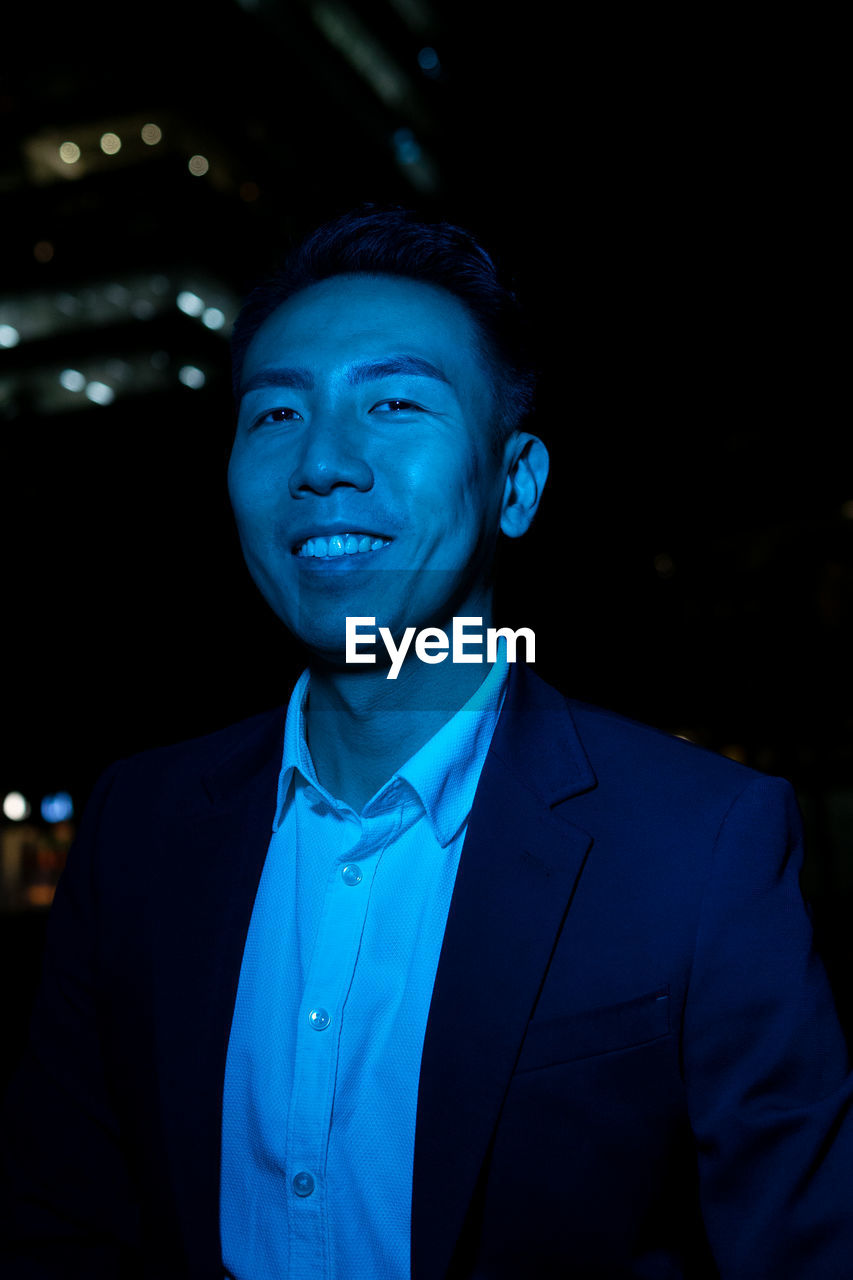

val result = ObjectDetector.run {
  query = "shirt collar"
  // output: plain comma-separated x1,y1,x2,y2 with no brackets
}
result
272,639,510,847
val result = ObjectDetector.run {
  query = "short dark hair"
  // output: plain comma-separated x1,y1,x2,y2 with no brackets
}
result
230,205,538,450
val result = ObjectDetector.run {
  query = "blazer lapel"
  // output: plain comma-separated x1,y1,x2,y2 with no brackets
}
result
150,708,285,1277
412,664,597,1279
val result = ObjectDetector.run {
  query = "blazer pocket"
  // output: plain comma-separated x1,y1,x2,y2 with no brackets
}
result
515,986,671,1074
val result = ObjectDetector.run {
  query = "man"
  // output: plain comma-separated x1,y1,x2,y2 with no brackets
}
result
2,206,852,1279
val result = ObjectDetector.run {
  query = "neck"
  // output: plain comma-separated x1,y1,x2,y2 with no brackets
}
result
305,635,496,812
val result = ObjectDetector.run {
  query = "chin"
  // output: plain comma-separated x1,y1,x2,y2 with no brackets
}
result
281,613,356,664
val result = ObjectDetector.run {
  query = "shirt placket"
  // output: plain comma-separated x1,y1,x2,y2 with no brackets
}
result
285,803,401,1276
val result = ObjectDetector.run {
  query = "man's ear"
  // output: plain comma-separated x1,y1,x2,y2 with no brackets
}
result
499,432,550,538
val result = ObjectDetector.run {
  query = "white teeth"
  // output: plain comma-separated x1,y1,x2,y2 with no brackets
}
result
296,534,392,558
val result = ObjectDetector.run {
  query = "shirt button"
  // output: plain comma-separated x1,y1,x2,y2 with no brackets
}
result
308,1007,331,1030
341,863,363,886
292,1171,315,1197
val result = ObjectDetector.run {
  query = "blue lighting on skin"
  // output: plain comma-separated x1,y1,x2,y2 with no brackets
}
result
41,792,74,823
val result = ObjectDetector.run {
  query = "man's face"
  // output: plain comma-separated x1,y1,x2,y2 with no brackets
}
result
228,273,511,664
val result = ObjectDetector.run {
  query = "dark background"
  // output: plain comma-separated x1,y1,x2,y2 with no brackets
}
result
1,2,850,1082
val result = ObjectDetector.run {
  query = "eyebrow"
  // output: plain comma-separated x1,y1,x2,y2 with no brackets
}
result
346,355,451,387
240,354,451,396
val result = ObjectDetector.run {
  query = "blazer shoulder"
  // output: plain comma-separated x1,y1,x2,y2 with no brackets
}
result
547,695,802,886
125,703,285,768
563,694,774,801
497,665,779,821
96,704,286,814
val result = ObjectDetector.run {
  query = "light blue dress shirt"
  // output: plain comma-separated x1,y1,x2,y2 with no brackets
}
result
220,644,509,1279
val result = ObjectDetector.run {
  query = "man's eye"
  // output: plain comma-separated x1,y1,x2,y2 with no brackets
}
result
253,407,303,427
370,399,423,413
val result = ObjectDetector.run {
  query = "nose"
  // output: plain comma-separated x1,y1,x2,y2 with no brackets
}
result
287,414,374,498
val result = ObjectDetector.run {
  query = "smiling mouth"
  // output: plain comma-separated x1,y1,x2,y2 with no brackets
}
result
294,533,393,559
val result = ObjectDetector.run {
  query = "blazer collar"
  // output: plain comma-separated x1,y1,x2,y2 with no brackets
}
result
487,659,597,806
159,706,286,1276
412,661,597,1279
200,705,287,810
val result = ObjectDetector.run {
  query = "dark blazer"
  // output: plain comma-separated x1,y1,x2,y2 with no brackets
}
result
2,662,852,1278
